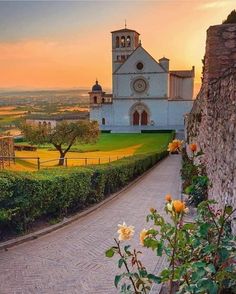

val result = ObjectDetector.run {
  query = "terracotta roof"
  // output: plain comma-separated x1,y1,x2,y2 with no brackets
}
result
170,70,194,78
111,28,140,35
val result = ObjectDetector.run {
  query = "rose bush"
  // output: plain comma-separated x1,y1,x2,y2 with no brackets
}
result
106,141,236,294
106,198,236,294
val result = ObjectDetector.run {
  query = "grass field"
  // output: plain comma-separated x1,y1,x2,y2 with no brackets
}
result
5,133,173,171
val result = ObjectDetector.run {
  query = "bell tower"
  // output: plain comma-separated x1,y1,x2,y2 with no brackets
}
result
111,26,140,73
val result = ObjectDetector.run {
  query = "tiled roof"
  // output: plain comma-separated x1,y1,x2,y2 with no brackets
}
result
111,28,140,35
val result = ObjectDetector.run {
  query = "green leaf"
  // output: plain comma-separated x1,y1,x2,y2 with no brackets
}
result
219,247,230,261
225,206,233,215
105,248,115,258
197,278,218,294
144,238,158,250
183,223,196,230
147,274,161,284
156,241,164,256
124,245,131,255
199,223,210,237
206,263,215,273
192,268,206,282
118,258,124,268
114,274,122,288
193,261,206,268
203,244,215,254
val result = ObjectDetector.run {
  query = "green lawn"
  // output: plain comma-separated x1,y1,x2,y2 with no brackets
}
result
70,133,173,154
15,132,173,154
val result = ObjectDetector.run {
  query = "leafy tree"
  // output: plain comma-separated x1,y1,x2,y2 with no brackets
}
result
21,120,99,165
223,10,236,24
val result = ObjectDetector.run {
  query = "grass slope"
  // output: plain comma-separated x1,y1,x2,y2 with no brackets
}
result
71,133,173,154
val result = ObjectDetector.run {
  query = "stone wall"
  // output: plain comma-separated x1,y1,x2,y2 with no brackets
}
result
186,23,236,232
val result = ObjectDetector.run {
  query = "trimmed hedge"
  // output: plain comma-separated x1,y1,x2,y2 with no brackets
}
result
0,150,168,237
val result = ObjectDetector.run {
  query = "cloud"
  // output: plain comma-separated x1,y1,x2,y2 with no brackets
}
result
198,1,231,10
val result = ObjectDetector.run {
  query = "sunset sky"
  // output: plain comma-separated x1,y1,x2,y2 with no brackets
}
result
0,0,235,94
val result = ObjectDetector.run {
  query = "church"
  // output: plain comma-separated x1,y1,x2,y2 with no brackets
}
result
89,26,194,132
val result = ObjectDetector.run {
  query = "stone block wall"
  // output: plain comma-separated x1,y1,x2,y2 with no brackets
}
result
186,24,236,233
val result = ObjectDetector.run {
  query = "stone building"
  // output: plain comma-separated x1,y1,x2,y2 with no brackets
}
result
89,27,194,132
26,112,89,129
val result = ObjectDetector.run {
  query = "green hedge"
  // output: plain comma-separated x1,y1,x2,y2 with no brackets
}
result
0,150,168,237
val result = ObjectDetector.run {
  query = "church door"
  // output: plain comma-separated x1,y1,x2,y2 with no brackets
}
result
141,110,148,125
133,111,139,125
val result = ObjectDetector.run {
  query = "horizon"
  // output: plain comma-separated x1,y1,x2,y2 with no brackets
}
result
0,0,235,95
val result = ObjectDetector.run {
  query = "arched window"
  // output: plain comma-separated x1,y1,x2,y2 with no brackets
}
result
38,121,42,127
43,121,47,127
127,35,131,47
115,36,119,48
48,122,52,130
94,96,97,104
121,36,125,47
133,111,139,126
141,111,148,125
102,118,106,125
102,97,105,103
121,55,126,61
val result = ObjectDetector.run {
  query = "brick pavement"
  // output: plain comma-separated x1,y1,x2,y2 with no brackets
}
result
0,155,181,294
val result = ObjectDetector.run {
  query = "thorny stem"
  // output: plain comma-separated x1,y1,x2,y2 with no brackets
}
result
114,238,139,294
133,249,147,294
207,203,220,234
169,219,178,294
213,207,236,268
213,206,227,268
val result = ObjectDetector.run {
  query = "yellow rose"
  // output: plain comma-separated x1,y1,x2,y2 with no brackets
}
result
173,200,185,213
165,194,172,202
166,202,173,212
167,139,184,153
139,229,149,246
117,222,135,241
189,143,197,152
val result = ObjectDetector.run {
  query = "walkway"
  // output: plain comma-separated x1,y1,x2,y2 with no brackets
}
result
0,155,182,294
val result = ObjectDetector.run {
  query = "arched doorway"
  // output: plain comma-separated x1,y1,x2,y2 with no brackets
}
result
129,102,150,126
133,111,139,125
141,110,148,125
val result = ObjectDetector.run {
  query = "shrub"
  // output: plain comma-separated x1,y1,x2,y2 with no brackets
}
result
106,199,236,294
181,147,208,206
0,150,168,238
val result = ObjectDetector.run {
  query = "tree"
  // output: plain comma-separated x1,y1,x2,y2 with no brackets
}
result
21,120,99,166
222,10,236,24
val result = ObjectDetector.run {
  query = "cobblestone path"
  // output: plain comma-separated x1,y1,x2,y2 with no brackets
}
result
0,155,181,294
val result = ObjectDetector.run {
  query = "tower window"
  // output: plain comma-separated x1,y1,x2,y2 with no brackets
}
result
115,36,119,48
121,36,125,47
94,96,97,104
127,36,131,47
121,55,126,61
102,118,106,125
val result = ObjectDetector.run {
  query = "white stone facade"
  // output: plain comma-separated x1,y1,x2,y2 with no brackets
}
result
89,27,194,132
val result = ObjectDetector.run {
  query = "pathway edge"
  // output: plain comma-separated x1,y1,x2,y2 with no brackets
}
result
0,155,169,251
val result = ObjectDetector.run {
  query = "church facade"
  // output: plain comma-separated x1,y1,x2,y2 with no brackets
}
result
89,27,194,132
